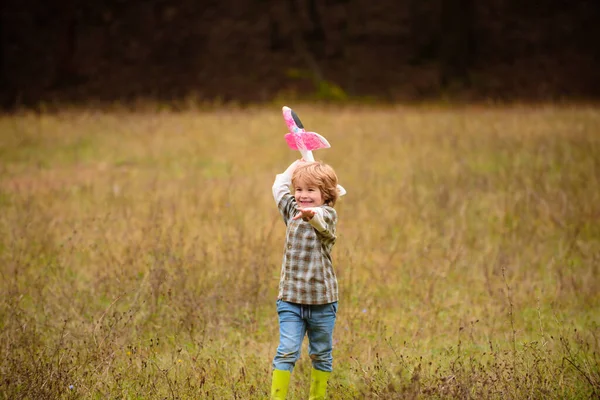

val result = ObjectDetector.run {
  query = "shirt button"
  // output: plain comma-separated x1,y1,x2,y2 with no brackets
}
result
287,244,292,249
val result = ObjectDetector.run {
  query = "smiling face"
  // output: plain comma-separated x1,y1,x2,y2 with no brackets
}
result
294,178,324,208
292,161,339,207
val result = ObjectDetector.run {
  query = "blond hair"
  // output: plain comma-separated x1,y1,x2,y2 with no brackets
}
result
292,161,339,207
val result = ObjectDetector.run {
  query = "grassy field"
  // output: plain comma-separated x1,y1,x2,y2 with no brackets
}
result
1,104,599,399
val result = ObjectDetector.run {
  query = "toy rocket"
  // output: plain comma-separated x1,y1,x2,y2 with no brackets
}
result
282,106,330,162
282,106,346,196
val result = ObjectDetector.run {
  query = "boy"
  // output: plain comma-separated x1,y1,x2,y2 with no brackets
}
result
270,159,341,400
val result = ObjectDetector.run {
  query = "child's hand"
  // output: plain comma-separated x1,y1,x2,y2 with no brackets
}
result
292,158,309,169
293,207,316,221
283,159,305,176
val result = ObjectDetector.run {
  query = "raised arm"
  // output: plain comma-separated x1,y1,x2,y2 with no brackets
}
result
272,160,302,204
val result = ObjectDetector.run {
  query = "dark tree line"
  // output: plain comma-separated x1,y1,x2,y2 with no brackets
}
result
0,0,599,109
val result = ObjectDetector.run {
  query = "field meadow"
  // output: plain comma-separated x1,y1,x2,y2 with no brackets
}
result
0,104,599,399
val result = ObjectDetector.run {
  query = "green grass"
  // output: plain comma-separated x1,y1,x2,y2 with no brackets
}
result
1,104,599,399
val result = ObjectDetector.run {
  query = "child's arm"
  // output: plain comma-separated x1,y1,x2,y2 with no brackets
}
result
293,207,336,237
272,159,301,204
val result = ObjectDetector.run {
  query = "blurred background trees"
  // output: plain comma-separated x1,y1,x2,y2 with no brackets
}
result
1,0,598,108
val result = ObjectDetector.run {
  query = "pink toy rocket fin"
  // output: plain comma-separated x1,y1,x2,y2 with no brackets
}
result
284,131,331,151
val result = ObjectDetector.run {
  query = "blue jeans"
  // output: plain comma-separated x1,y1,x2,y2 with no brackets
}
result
273,299,338,372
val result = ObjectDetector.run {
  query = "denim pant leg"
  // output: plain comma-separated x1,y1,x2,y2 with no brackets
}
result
273,300,307,372
307,302,338,372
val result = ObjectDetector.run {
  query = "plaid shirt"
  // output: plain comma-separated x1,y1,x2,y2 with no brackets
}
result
273,176,338,305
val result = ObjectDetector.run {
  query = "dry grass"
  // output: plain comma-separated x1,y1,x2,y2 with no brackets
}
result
1,104,599,399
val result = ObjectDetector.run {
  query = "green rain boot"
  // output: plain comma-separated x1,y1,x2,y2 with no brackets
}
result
271,369,291,400
309,368,331,400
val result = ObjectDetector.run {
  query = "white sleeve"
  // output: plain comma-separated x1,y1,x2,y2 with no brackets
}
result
272,161,299,204
308,208,327,232
272,173,291,204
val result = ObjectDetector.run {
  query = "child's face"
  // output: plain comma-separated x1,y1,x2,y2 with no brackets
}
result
294,178,324,208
